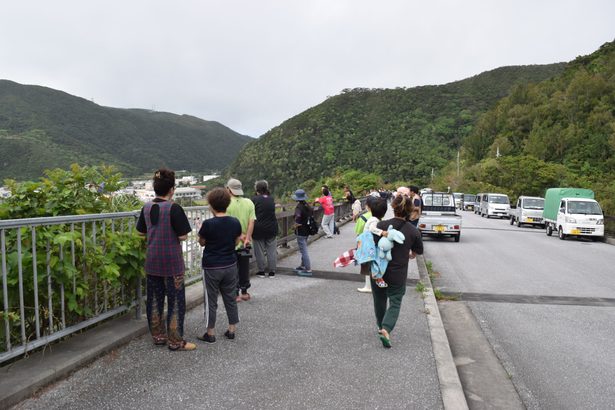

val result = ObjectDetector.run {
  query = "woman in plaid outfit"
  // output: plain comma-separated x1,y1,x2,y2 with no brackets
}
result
136,168,196,351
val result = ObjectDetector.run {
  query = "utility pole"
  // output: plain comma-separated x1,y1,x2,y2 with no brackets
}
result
456,150,460,177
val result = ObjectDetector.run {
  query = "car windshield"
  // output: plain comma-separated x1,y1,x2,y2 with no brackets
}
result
465,194,476,202
567,201,602,215
454,193,462,200
489,195,509,204
423,194,453,207
523,198,544,209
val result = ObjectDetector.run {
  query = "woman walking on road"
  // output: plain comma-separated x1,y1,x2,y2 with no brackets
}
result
292,189,313,276
136,168,196,351
251,180,279,278
371,193,423,348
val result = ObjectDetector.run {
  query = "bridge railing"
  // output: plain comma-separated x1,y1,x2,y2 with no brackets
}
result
0,201,355,365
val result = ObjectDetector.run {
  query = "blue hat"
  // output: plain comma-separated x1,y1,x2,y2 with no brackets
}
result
291,189,308,201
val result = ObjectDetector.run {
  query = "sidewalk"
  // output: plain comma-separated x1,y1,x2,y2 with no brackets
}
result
4,213,465,409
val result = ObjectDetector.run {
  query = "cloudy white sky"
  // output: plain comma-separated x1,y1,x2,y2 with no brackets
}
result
1,1,614,137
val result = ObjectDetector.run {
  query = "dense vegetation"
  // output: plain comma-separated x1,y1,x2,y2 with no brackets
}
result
437,40,615,214
0,80,252,180
226,63,565,195
0,165,145,354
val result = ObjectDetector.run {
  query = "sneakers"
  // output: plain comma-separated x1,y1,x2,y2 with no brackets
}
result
268,271,275,278
256,271,266,278
240,292,251,301
297,270,313,277
293,266,305,272
357,287,372,293
197,333,216,344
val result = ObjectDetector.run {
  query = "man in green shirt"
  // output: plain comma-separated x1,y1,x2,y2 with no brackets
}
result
226,178,256,301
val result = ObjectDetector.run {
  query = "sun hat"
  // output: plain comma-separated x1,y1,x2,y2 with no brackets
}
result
291,189,308,201
226,178,244,196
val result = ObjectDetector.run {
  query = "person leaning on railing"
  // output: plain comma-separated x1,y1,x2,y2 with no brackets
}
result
136,168,196,351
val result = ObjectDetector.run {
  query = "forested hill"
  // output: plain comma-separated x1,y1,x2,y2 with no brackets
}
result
0,80,252,180
226,63,565,194
454,39,615,213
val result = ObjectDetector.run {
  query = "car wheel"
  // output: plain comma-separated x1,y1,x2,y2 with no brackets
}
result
454,233,461,242
546,224,553,236
558,226,566,240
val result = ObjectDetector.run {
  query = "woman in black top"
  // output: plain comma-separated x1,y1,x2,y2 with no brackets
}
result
372,193,424,348
251,180,279,278
292,189,313,276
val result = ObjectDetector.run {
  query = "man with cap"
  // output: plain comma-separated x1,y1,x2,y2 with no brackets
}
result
226,178,256,301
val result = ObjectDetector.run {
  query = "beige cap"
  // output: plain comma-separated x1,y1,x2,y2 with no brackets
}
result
226,178,244,196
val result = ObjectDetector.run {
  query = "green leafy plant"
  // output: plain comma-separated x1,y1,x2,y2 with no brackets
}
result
0,165,145,353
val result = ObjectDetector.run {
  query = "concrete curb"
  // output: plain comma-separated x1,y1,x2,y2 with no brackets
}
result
417,255,469,410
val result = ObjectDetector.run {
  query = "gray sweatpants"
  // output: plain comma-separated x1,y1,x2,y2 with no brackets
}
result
253,237,278,273
203,265,239,329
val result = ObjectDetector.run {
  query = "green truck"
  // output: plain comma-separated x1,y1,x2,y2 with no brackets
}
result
543,188,604,240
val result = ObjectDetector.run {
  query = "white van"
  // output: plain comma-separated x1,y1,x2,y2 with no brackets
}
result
480,193,510,218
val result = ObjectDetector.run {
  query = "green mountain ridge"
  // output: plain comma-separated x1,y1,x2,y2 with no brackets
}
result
226,63,566,194
0,80,252,180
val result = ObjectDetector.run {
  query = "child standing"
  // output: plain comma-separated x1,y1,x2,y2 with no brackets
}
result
198,188,243,343
363,197,389,288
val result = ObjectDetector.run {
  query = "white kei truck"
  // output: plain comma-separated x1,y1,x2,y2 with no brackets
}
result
543,188,604,240
418,192,462,242
508,196,545,228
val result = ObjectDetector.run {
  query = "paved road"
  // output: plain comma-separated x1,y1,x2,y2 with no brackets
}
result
426,210,615,409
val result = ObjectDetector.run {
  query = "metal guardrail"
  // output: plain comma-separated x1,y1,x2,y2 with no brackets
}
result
0,200,356,365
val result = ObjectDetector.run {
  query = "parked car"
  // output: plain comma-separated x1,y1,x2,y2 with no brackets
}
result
418,192,462,242
543,188,604,240
462,194,477,211
479,193,510,218
508,196,545,227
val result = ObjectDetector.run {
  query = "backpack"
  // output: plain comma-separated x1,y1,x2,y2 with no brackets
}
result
306,215,319,236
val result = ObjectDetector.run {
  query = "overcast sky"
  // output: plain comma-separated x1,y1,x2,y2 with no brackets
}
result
1,1,614,137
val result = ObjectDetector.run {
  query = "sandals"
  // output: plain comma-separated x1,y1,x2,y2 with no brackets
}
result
378,330,392,348
168,340,197,351
374,279,388,288
152,336,167,346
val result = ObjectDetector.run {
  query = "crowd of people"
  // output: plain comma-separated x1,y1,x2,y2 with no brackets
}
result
137,168,424,351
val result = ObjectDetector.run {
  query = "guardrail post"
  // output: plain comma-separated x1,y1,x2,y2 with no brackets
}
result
135,277,142,320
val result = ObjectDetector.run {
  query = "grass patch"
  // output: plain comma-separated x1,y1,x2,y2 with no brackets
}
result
415,282,426,293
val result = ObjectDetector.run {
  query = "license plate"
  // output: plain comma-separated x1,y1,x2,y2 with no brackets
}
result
571,229,580,235
527,218,533,222
434,225,446,232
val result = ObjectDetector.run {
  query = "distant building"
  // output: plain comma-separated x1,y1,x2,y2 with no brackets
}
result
134,187,201,203
203,174,219,182
173,187,202,201
176,176,198,186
